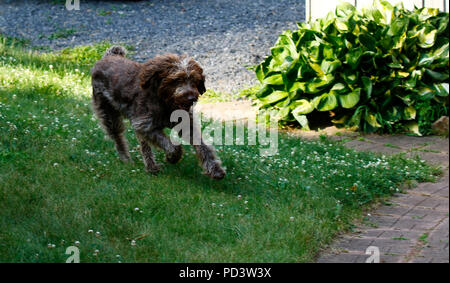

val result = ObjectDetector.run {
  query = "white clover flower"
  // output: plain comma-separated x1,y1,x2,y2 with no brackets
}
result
74,241,80,246
289,217,295,222
131,240,136,246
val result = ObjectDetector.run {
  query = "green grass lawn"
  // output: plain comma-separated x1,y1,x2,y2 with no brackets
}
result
0,35,440,262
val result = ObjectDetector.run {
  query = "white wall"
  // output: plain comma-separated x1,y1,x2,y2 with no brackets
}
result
306,0,449,21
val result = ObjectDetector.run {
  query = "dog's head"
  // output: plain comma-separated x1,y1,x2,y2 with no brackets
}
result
140,54,206,111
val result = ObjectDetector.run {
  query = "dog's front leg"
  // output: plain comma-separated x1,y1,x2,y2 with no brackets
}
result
180,113,225,180
193,142,226,180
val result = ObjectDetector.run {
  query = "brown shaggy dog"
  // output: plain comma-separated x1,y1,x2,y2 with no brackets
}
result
91,46,225,180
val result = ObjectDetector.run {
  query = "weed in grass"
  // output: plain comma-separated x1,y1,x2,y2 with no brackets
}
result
362,216,379,228
48,29,77,40
384,252,401,257
381,201,394,206
199,89,242,103
393,237,409,241
418,233,429,243
384,143,402,149
97,9,112,16
412,148,441,153
412,215,425,220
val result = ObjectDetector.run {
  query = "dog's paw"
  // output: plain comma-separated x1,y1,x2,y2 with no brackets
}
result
119,153,133,163
166,145,183,164
204,160,226,180
145,163,161,175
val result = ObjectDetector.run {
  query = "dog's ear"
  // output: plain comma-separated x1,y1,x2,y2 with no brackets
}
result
140,62,161,90
198,76,206,95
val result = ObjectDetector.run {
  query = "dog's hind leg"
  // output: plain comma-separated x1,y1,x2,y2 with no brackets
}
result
147,130,183,165
92,91,131,163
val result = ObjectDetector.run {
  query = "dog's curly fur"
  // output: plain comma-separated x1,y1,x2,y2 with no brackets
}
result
91,46,225,180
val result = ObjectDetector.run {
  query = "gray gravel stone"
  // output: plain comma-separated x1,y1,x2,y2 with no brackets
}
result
0,0,305,94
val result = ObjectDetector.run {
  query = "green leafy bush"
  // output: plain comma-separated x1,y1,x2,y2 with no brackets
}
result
251,0,449,135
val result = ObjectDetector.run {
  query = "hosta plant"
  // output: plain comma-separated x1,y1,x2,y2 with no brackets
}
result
251,0,449,135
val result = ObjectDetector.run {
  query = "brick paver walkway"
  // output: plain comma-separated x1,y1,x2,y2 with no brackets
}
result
317,136,449,263
196,102,449,263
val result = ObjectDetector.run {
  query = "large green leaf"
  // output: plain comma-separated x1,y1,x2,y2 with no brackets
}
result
361,76,373,99
405,121,422,136
358,33,377,51
373,0,394,25
259,90,289,105
314,92,338,112
425,69,449,81
403,106,416,120
292,99,315,115
364,111,381,128
418,28,437,49
336,2,356,19
418,8,439,22
263,74,284,85
306,74,334,93
388,18,409,36
293,114,310,130
338,89,361,109
433,83,449,97
345,47,363,69
288,82,306,93
321,59,342,74
417,85,436,100
335,19,350,32
331,83,348,93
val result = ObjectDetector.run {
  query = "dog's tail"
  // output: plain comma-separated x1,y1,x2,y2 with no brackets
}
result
103,46,126,58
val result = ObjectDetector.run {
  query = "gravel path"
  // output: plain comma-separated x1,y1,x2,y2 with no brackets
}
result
0,0,305,94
